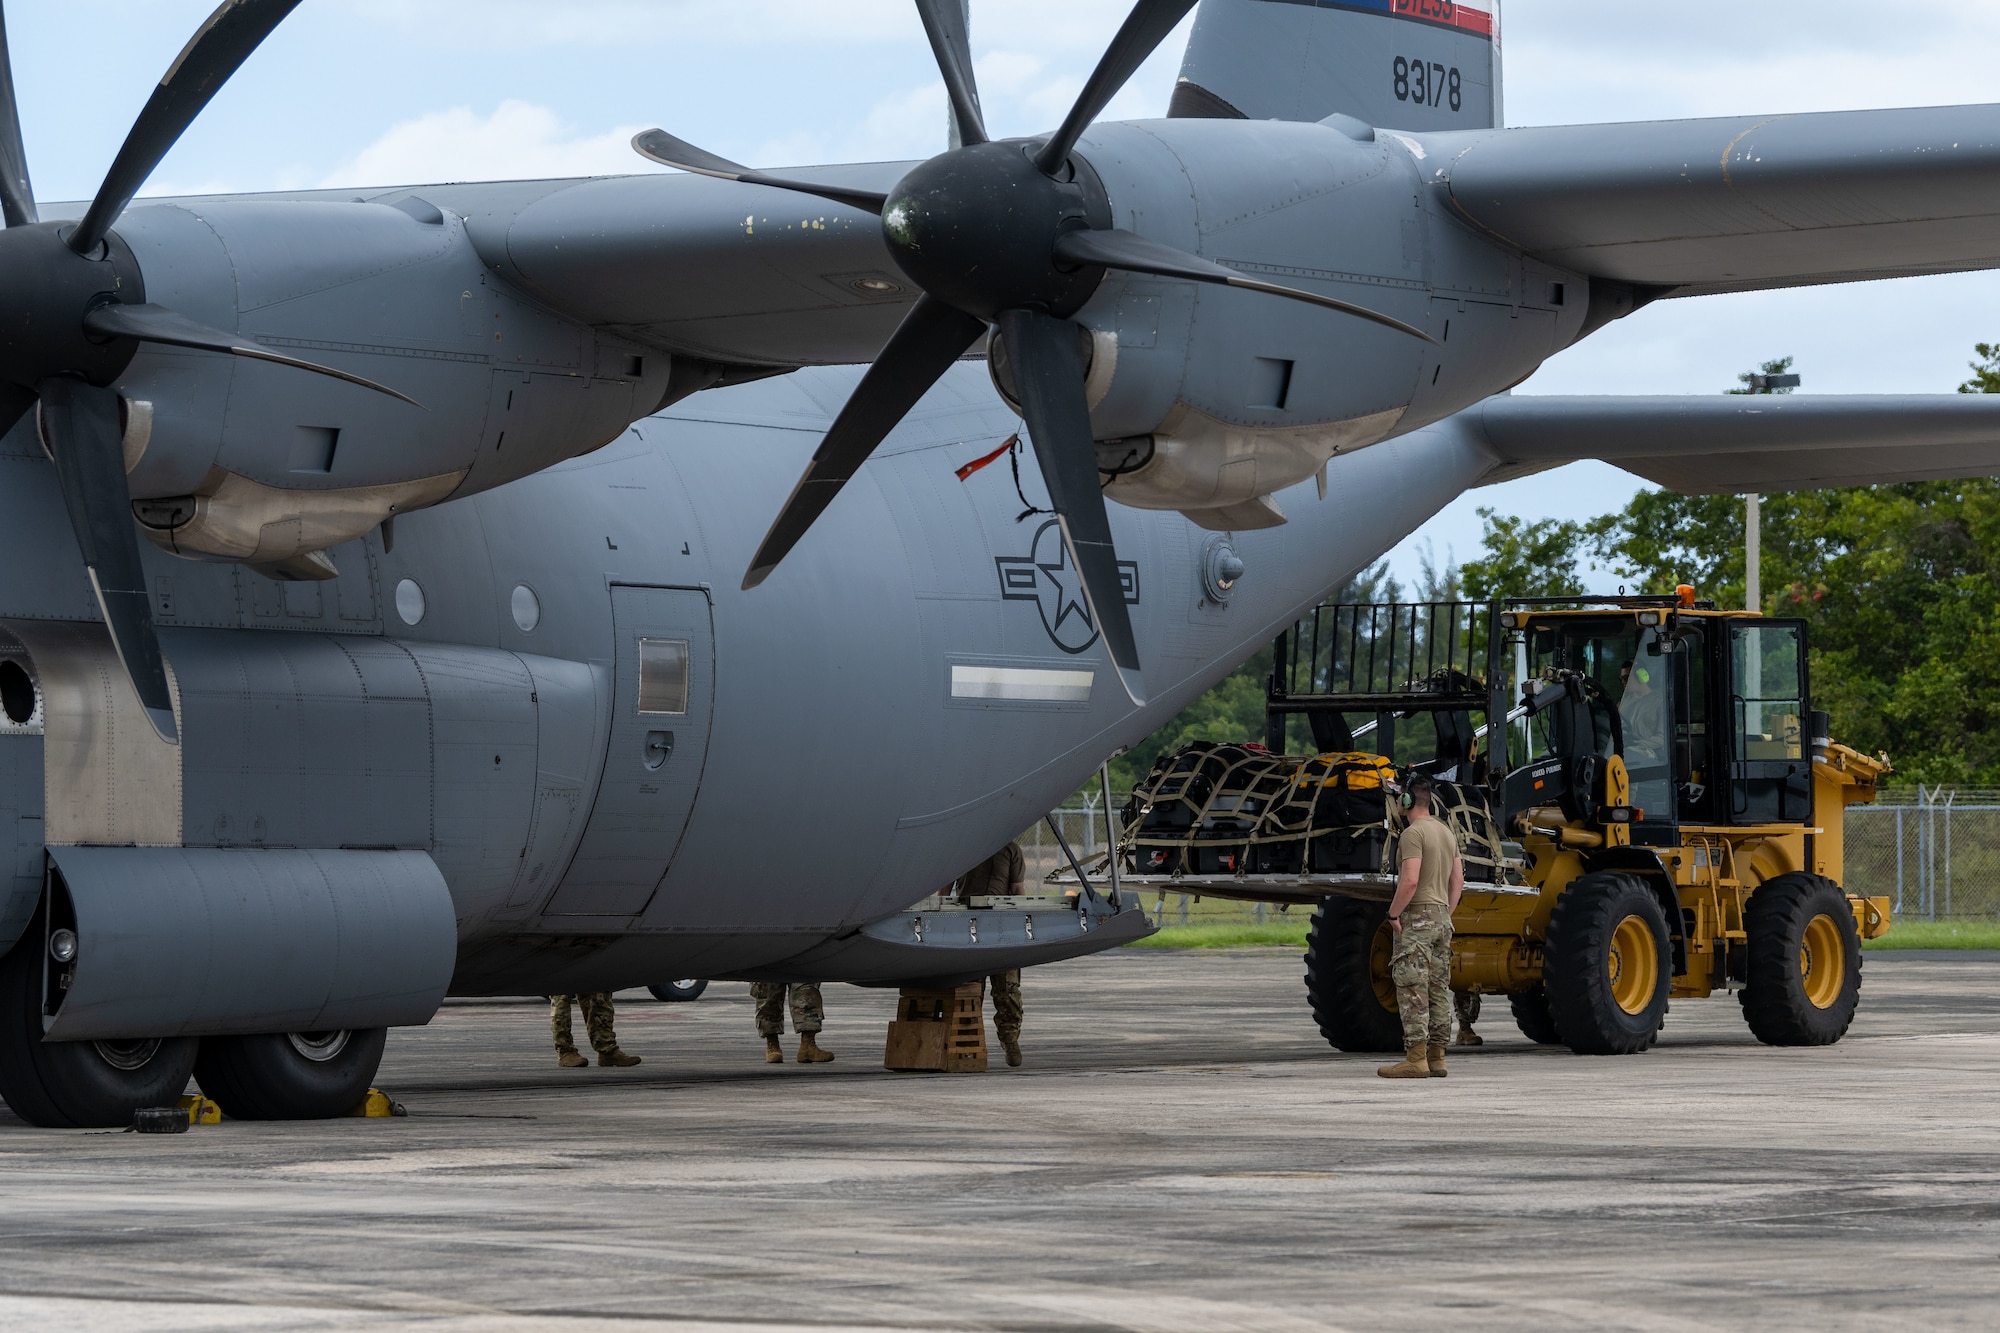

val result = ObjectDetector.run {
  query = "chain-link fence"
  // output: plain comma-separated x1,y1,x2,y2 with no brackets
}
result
1847,789,2000,920
1030,788,2000,926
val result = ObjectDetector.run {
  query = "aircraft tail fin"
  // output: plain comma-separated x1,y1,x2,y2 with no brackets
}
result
1171,0,1502,130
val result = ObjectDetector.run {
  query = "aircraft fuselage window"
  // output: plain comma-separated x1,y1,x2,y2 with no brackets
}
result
636,638,691,715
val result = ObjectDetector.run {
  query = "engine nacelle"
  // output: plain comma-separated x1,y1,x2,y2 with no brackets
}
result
1048,118,1586,527
104,196,674,577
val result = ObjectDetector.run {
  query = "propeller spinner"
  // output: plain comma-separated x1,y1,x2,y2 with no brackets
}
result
634,0,1433,706
0,0,419,743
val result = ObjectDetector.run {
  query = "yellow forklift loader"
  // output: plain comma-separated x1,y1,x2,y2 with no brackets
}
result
1114,595,1891,1055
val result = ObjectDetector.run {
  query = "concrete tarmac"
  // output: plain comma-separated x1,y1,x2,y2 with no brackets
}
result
2,948,1997,1331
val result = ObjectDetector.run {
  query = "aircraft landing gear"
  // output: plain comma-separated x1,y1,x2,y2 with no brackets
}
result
0,916,199,1128
195,1028,388,1120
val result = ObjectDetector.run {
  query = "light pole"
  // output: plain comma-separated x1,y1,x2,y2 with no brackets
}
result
1738,367,1798,613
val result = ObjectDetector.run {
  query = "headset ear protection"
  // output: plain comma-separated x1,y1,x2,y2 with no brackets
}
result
1401,786,1415,809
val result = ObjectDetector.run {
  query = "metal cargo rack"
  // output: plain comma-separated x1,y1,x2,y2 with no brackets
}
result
1076,599,1534,907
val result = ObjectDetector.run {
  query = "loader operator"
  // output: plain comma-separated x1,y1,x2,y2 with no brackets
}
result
1618,659,1666,767
1378,774,1465,1080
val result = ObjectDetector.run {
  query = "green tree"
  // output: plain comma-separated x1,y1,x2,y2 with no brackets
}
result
1959,343,2000,394
1460,507,1598,599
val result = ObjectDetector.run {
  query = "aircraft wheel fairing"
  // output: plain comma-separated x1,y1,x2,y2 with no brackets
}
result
194,1027,387,1120
0,908,199,1128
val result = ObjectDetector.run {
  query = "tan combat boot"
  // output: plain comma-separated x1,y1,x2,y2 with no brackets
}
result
764,1036,784,1064
556,1048,588,1069
796,1033,835,1063
1427,1044,1448,1077
1001,1035,1022,1068
598,1048,641,1067
1456,1026,1483,1047
1376,1045,1431,1079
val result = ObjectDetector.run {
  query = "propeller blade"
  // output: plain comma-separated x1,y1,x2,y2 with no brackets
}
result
82,303,425,407
915,0,987,148
995,308,1145,705
1035,0,1199,176
69,0,305,256
1053,228,1439,343
0,0,36,227
743,293,987,590
36,378,178,743
632,130,889,215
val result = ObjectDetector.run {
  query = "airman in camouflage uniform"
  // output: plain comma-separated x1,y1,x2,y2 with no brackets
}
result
956,840,1029,1066
1454,990,1483,1046
1379,774,1465,1079
753,982,833,1063
551,992,640,1068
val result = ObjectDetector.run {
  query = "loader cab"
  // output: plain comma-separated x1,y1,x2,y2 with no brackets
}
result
1507,604,1812,837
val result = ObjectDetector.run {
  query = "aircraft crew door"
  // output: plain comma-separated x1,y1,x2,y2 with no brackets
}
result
544,586,715,918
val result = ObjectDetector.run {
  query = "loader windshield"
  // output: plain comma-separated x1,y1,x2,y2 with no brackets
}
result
1527,617,1674,820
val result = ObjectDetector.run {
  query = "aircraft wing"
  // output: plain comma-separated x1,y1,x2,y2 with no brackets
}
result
1427,105,2000,296
1469,394,2000,492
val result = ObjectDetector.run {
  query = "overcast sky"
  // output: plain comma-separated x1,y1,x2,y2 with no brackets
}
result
11,1,2000,590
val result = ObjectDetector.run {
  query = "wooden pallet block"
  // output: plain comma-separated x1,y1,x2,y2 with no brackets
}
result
884,981,988,1072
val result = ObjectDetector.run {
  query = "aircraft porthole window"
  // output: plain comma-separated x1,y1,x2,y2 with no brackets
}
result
511,584,541,633
395,578,426,626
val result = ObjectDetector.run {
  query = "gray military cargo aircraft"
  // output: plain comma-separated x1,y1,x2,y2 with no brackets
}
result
4,0,2000,1127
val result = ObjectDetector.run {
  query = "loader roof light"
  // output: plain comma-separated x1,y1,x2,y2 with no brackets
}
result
1638,610,1662,626
1676,584,1698,607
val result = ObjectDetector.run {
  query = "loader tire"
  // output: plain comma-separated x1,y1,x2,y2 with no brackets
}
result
1740,873,1862,1046
1543,871,1671,1055
1509,986,1563,1045
1304,897,1404,1053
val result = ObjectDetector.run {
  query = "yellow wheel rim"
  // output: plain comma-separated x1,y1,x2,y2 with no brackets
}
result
1370,922,1398,1013
1800,913,1847,1010
1607,914,1659,1016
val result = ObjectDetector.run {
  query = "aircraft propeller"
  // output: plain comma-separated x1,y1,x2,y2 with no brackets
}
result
0,0,418,744
634,0,1434,706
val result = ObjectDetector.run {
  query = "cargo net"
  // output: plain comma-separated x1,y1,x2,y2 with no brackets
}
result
1121,740,1517,884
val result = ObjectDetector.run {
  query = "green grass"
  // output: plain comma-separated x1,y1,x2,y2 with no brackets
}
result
1127,922,1312,949
1126,918,2000,951
1862,920,2000,950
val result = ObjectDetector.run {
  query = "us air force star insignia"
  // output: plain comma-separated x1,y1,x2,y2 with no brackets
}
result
995,519,1140,655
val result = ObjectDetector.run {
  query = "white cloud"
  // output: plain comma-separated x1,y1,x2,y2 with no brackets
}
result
318,100,665,187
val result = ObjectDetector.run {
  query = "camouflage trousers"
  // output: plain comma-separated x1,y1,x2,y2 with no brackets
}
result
751,981,823,1036
551,992,618,1055
1454,990,1482,1029
989,970,1022,1043
1389,905,1454,1050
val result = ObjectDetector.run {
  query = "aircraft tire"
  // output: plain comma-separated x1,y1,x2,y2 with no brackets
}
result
1304,896,1405,1053
647,979,709,1002
0,912,200,1128
1543,871,1671,1055
1508,986,1563,1045
1740,872,1862,1046
195,1028,388,1120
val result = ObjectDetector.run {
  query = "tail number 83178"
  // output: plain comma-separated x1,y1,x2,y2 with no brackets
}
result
1392,57,1461,112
